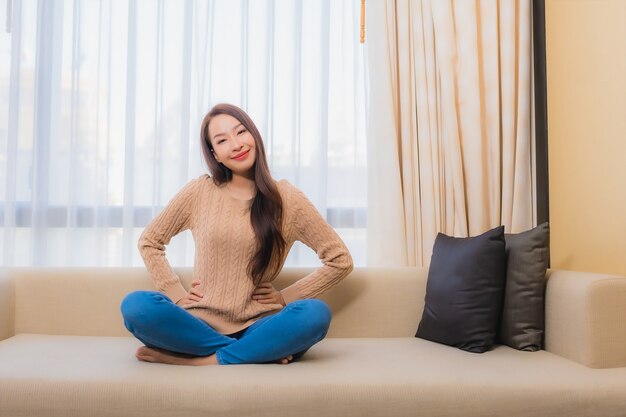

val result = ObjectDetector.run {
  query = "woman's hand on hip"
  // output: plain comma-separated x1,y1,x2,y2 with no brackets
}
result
252,282,286,306
176,279,203,307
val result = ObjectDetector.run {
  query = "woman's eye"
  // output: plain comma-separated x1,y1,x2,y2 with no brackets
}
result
237,129,246,135
217,139,226,144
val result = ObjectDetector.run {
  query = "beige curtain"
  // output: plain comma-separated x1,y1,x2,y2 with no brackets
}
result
367,0,535,266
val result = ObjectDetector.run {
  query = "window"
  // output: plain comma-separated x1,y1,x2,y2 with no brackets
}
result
0,0,368,267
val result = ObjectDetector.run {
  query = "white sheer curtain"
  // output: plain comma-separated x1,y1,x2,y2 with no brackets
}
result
0,0,368,267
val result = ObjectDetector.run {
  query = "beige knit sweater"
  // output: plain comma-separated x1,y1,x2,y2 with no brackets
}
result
138,174,354,335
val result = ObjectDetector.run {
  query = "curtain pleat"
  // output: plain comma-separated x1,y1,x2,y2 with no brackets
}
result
318,0,330,219
4,0,22,264
265,0,275,169
66,0,80,264
179,0,194,266
121,0,137,266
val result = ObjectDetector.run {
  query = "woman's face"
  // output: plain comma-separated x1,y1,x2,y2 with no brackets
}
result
208,114,257,177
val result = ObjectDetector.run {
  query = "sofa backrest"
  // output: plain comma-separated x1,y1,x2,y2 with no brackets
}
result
9,267,427,338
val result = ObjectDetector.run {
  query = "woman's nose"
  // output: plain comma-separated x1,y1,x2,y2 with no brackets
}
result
231,137,243,149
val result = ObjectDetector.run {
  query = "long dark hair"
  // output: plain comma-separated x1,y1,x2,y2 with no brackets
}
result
200,103,286,284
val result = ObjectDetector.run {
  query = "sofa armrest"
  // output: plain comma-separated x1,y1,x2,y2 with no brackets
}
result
545,269,626,368
0,269,16,341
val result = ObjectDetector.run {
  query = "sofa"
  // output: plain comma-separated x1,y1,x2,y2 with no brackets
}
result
1,266,625,417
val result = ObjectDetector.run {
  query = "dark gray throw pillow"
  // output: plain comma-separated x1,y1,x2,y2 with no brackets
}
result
498,222,550,351
416,226,507,353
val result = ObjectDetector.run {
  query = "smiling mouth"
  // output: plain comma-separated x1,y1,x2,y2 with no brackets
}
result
232,150,250,160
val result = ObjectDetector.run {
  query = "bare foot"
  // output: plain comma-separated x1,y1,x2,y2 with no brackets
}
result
277,354,294,365
136,346,295,366
135,346,218,366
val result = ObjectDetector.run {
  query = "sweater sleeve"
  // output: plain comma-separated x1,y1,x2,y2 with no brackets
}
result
137,177,201,304
279,182,354,304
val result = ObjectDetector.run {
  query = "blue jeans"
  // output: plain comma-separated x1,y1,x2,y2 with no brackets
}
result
120,290,332,365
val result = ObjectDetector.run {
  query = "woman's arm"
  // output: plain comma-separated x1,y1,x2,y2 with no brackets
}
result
279,183,354,304
138,177,201,304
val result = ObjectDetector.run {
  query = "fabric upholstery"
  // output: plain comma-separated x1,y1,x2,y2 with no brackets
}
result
10,267,427,338
499,222,550,350
1,334,626,417
0,271,15,341
5,266,626,368
416,226,507,353
545,269,626,368
2,267,626,417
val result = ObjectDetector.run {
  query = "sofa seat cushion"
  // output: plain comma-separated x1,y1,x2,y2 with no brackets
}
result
1,334,626,417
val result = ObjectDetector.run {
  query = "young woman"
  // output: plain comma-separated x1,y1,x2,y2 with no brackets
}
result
120,103,354,366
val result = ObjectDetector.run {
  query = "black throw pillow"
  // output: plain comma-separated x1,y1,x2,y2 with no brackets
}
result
498,222,550,351
416,225,507,353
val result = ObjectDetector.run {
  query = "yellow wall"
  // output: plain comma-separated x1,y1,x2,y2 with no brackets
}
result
546,0,626,276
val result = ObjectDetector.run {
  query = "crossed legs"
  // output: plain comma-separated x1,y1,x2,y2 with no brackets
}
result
120,291,331,366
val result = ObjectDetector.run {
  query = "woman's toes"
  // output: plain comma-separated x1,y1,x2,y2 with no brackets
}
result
136,346,148,357
277,354,294,364
136,346,155,362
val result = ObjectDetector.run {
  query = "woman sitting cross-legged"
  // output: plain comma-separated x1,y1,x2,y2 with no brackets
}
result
120,103,354,366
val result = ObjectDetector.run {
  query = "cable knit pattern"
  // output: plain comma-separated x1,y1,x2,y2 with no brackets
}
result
138,174,354,335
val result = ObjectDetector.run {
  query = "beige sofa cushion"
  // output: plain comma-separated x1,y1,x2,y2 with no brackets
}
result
5,267,626,368
12,267,426,338
1,334,625,417
545,270,626,368
0,270,15,341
